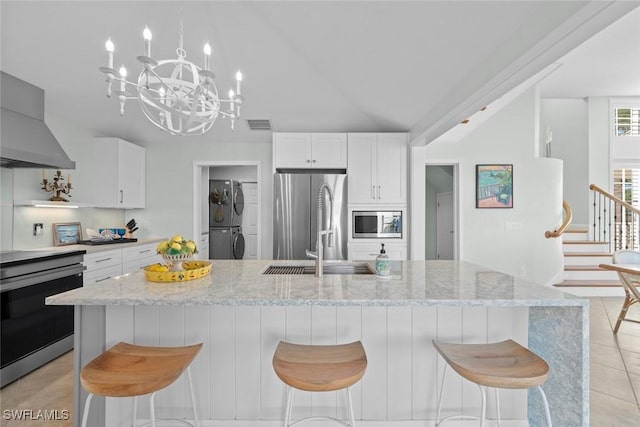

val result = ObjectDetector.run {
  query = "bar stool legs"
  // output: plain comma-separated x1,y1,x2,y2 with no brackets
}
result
81,367,200,427
272,341,367,427
434,363,552,427
283,386,355,427
433,339,552,427
435,364,501,427
79,343,203,427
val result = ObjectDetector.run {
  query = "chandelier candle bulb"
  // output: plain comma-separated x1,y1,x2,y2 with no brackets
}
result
118,65,127,92
229,89,235,112
204,42,211,71
143,26,152,57
105,38,114,69
236,71,242,95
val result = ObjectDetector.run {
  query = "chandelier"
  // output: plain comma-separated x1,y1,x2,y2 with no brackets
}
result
98,4,243,135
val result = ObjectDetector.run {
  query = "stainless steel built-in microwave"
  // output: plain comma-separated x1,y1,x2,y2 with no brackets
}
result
352,211,402,239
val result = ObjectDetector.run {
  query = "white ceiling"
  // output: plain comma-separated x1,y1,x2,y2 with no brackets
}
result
539,5,640,99
1,1,638,146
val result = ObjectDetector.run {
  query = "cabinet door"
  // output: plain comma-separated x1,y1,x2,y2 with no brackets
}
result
348,242,407,261
376,134,407,204
273,133,312,169
90,138,119,207
311,133,347,168
347,134,377,203
117,140,146,208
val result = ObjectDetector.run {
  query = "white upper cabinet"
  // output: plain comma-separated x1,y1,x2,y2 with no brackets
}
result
90,138,146,209
347,133,407,204
273,133,347,170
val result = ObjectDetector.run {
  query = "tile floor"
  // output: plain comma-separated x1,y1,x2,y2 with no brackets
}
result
1,297,639,426
589,297,640,426
0,350,73,427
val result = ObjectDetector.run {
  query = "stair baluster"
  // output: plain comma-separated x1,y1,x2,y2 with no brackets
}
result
589,183,640,252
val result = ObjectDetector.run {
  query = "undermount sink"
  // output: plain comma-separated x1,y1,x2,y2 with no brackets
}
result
263,262,375,275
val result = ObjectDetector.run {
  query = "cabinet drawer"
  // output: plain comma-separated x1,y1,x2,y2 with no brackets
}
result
83,264,123,287
84,250,122,271
122,243,157,260
122,256,160,275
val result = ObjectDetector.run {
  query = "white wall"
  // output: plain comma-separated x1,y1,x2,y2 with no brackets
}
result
587,97,611,191
132,139,273,259
209,165,258,182
5,113,124,249
540,99,589,224
411,88,564,285
587,97,611,238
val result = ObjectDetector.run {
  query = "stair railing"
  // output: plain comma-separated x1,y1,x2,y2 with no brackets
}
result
545,200,572,238
589,183,640,252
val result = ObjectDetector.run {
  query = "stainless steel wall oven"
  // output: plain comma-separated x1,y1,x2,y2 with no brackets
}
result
0,250,84,387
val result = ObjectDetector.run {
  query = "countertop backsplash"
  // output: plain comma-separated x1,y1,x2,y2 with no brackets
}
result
11,205,125,250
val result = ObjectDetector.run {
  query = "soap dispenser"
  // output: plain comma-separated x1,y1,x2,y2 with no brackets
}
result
375,243,390,278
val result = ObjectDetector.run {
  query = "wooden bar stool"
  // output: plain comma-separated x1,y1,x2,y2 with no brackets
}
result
272,341,367,427
80,342,203,427
433,339,552,427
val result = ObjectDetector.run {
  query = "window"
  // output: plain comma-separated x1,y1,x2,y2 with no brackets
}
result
615,108,640,136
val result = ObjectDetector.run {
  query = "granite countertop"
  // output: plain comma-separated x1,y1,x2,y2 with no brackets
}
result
46,260,588,307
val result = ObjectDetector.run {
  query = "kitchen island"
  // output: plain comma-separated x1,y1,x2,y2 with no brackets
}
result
47,260,589,427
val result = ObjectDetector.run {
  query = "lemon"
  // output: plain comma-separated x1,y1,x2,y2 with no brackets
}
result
172,235,184,243
156,241,169,254
185,240,196,253
147,263,168,272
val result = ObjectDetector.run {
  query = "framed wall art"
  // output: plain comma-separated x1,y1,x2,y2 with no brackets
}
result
476,164,513,208
53,222,82,246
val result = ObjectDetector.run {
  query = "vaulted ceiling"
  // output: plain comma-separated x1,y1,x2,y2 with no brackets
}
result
1,1,638,146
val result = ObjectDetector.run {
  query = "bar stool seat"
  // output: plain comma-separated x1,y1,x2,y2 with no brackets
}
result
273,341,367,427
80,342,203,427
433,339,552,427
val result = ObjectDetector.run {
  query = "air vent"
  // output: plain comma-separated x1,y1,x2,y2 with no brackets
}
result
246,119,272,131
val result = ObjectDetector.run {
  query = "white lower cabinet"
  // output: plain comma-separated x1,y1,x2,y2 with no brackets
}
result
348,242,407,260
83,249,122,287
83,242,160,286
122,243,161,274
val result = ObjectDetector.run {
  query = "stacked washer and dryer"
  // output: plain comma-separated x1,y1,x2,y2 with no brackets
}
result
209,180,245,259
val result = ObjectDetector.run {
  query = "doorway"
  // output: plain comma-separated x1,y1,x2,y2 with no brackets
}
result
192,161,261,260
425,165,457,260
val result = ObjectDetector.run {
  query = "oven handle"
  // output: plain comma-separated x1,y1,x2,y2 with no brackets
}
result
0,264,85,293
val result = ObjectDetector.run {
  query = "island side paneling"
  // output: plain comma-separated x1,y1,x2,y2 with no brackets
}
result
102,305,528,425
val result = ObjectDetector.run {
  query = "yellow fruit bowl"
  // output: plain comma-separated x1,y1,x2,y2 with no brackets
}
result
144,260,212,283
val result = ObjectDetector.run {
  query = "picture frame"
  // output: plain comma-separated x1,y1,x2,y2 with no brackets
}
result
476,164,513,208
53,222,82,246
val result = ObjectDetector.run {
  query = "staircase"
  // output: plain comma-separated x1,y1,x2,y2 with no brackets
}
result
554,227,624,296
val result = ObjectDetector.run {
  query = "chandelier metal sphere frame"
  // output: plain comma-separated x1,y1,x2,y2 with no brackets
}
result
99,5,244,136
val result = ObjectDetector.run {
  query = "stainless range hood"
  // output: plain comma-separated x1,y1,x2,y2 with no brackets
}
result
0,72,75,169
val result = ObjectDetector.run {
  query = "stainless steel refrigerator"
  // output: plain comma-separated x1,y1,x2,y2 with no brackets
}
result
273,173,347,260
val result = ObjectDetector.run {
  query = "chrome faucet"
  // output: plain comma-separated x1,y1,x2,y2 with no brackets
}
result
305,183,334,277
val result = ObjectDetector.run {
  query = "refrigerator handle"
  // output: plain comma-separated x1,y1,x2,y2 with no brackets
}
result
372,185,375,200
378,185,381,200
